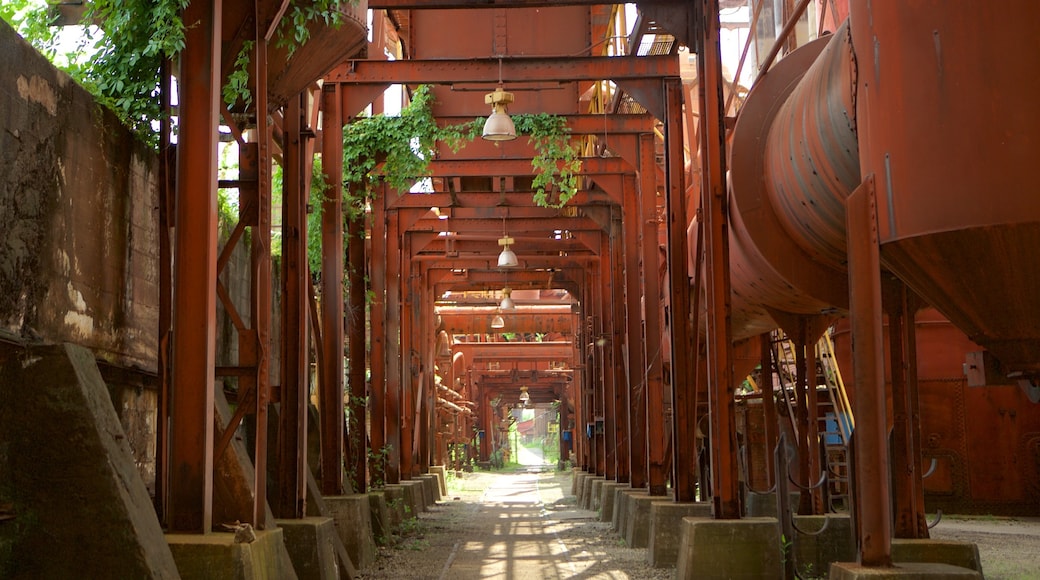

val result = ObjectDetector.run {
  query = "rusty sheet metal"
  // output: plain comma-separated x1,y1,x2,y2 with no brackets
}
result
851,2,1040,375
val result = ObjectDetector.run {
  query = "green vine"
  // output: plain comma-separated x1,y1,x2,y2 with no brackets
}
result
343,85,582,208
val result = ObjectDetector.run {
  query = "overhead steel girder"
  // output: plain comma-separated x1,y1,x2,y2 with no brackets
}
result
409,216,605,234
327,55,679,85
407,205,586,220
369,0,616,8
434,114,655,135
414,237,595,257
438,312,576,335
387,190,617,209
453,342,575,361
424,157,635,178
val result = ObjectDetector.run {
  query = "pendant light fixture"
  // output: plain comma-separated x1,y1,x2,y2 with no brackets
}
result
482,59,517,141
499,287,515,310
497,217,518,268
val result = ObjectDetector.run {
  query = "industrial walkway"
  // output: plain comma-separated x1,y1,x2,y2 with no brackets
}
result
358,469,668,579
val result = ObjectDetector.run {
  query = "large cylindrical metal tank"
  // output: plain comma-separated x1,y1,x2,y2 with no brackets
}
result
850,2,1040,376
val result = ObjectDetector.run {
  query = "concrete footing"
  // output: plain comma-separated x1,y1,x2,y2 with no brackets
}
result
168,529,298,579
892,539,983,573
674,517,781,579
324,495,377,570
277,517,350,580
599,481,624,522
647,502,711,568
614,488,647,536
571,468,583,496
829,562,981,579
590,478,605,511
790,514,855,575
367,492,391,545
418,474,441,503
428,466,448,496
581,475,605,510
398,480,426,517
624,492,670,548
382,485,407,526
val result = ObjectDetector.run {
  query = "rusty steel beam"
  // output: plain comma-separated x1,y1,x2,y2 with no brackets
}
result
422,156,634,178
384,205,404,484
327,55,679,85
409,216,605,235
759,332,778,490
386,190,617,209
609,212,630,484
846,176,892,567
400,234,417,478
369,0,617,8
433,114,655,135
347,187,368,494
600,231,617,481
622,172,646,489
370,184,388,488
640,134,667,495
664,75,696,503
320,83,345,496
278,93,309,519
697,2,739,516
168,0,219,534
156,56,173,524
439,312,576,335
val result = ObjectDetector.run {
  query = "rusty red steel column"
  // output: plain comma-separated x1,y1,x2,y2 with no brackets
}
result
369,181,387,487
610,210,630,484
623,173,647,489
320,82,345,496
640,134,667,496
168,0,220,533
846,175,892,567
251,21,272,528
664,73,696,503
384,202,403,484
697,0,740,517
278,92,310,519
600,232,616,481
347,182,368,493
886,281,928,538
156,56,173,524
400,230,416,478
760,332,778,490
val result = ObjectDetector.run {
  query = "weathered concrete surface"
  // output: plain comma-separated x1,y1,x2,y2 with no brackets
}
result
624,492,669,548
590,477,605,511
367,491,391,545
574,471,589,505
399,480,426,517
674,517,781,579
614,487,647,535
0,19,158,372
428,466,448,496
599,481,624,523
214,388,277,529
582,475,605,510
829,562,981,579
418,473,441,503
0,344,178,578
277,517,348,580
324,495,377,570
892,539,983,572
381,485,407,527
647,502,711,568
791,514,855,575
167,528,298,579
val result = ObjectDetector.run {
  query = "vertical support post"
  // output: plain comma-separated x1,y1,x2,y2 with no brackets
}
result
663,73,696,502
887,282,928,538
168,0,220,533
347,183,368,493
156,56,173,525
278,92,309,519
384,204,403,484
623,173,646,489
846,176,892,567
698,0,740,518
400,233,416,478
760,333,778,489
611,210,630,485
600,233,616,481
320,83,345,496
251,23,272,528
640,135,667,495
370,182,387,486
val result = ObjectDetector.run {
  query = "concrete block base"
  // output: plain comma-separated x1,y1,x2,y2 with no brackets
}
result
829,562,982,579
614,488,647,536
791,514,855,575
367,492,391,545
590,478,605,511
582,475,605,510
276,517,350,580
382,485,407,527
168,528,298,580
398,480,426,517
892,539,983,572
571,468,582,496
428,466,448,496
599,481,624,523
648,502,711,568
674,517,781,579
624,492,669,548
418,474,441,503
324,495,377,570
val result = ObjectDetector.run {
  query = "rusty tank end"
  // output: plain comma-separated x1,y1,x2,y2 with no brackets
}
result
851,2,1040,377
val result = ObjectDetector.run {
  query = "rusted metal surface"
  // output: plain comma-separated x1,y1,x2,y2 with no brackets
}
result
384,205,403,484
168,0,220,533
347,190,368,493
370,185,387,487
319,83,345,496
624,172,647,489
851,2,1040,377
846,176,891,567
277,93,309,519
641,132,668,495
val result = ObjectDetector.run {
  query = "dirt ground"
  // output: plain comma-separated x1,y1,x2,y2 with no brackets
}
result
357,469,1040,579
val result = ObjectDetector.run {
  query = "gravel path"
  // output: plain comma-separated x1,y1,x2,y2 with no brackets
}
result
358,469,1040,579
358,469,671,579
